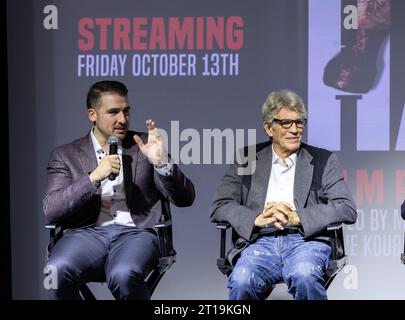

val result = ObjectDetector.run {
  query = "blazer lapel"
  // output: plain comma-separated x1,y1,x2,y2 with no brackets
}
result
294,146,314,210
123,146,137,203
250,143,272,211
121,135,138,207
78,133,98,178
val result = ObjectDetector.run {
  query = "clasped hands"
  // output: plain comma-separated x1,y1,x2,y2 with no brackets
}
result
254,201,301,230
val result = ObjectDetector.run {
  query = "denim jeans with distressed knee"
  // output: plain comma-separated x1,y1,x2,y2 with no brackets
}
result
228,233,331,300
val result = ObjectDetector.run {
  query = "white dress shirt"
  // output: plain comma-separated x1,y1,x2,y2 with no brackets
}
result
89,129,172,227
264,145,297,210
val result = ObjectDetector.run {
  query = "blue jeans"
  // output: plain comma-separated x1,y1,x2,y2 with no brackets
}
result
228,233,332,300
46,224,159,300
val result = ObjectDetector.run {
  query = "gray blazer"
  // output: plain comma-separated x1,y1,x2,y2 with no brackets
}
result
43,130,195,230
210,141,357,266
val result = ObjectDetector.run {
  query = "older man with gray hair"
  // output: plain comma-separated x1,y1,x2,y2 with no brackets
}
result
210,89,357,300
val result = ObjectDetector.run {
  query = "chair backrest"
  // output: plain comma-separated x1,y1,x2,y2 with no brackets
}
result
46,196,176,299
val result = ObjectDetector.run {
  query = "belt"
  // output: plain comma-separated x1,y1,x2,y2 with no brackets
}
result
258,227,303,237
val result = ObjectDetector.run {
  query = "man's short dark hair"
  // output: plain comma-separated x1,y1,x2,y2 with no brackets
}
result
86,80,128,109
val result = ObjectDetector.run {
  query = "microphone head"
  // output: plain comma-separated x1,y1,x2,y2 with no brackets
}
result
108,135,119,145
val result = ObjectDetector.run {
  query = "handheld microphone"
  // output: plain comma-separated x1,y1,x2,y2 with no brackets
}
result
107,135,119,181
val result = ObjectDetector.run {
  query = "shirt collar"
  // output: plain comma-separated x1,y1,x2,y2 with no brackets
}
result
271,145,297,167
90,128,122,155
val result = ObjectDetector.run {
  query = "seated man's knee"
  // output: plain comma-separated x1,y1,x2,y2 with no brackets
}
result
229,265,265,291
107,265,149,299
228,264,270,300
46,256,77,282
107,265,144,288
288,261,324,286
287,261,328,300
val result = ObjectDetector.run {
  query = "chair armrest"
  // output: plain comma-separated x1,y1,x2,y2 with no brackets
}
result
154,198,176,267
215,222,231,259
214,221,233,275
326,223,345,262
326,223,343,231
45,223,63,254
155,220,172,228
45,223,62,235
402,232,405,264
216,221,231,230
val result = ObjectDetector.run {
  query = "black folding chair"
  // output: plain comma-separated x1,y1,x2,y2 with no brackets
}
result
45,197,176,300
216,222,347,295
